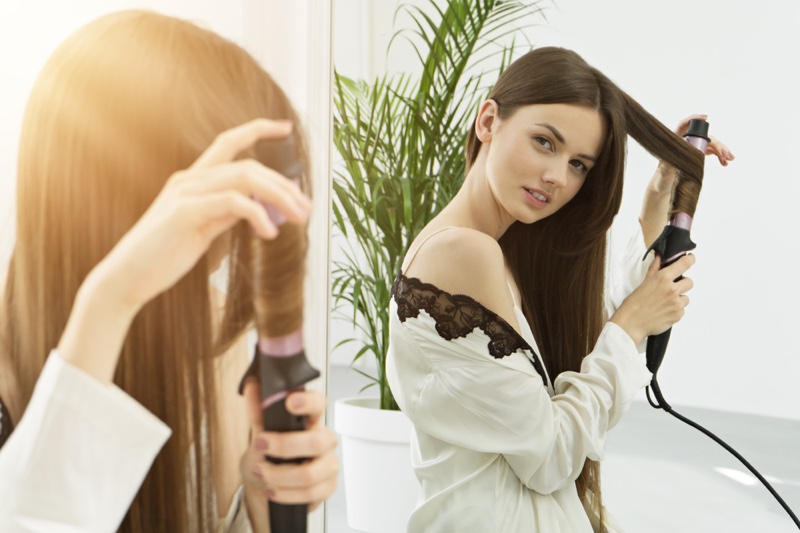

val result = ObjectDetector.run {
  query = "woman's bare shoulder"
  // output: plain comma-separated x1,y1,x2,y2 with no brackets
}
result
402,226,519,331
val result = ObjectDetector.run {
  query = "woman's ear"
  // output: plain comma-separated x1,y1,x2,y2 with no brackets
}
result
475,100,499,143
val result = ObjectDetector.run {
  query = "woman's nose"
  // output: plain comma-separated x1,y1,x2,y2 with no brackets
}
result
542,164,567,187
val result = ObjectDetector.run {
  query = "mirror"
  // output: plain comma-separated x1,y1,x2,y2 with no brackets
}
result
0,2,331,532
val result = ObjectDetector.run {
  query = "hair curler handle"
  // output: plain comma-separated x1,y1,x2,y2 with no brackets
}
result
257,334,321,533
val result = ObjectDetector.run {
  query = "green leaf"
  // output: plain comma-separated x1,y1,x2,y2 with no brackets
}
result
332,0,548,410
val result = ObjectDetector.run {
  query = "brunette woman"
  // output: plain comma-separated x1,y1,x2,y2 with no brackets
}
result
387,47,733,532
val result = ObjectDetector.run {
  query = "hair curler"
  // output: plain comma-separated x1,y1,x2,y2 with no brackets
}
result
642,119,800,528
644,118,708,380
252,133,320,533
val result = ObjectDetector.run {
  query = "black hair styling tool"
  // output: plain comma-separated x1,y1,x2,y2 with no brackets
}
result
644,119,707,384
254,134,320,533
643,119,799,528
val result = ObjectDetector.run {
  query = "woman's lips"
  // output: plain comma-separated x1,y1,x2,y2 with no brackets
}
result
523,187,550,208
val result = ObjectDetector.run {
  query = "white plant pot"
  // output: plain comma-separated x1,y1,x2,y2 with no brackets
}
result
334,397,419,533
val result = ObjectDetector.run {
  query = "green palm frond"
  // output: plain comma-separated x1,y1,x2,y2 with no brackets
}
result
332,0,548,411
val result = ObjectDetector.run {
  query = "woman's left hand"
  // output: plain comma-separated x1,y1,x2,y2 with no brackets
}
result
652,113,735,193
239,379,339,525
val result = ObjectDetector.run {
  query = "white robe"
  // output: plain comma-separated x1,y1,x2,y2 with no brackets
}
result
0,352,171,532
0,352,255,532
386,226,653,532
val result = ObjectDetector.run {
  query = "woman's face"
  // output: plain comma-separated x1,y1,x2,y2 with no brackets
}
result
480,102,606,225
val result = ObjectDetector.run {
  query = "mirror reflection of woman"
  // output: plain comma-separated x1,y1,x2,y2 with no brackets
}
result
0,11,337,532
387,47,733,532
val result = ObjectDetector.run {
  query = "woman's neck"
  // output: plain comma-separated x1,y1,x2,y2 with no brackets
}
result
437,158,515,241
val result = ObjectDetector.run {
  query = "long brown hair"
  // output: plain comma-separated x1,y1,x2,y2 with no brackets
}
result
3,10,309,532
465,47,704,529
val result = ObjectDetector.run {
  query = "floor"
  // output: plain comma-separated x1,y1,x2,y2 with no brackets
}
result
324,364,800,532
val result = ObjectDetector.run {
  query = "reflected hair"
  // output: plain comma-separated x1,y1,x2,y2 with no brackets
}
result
465,47,704,529
3,10,309,532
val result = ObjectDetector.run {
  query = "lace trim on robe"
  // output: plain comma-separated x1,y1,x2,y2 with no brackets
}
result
391,273,547,384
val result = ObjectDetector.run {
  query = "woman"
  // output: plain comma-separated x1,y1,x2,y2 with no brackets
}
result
386,47,733,532
0,10,337,532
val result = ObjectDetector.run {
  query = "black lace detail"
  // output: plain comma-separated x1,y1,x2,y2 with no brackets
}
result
391,273,547,383
0,396,13,449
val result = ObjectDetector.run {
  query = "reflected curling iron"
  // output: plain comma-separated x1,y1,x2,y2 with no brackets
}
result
644,119,800,528
253,134,321,533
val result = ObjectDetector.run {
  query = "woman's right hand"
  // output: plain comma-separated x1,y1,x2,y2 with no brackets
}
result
609,253,696,346
58,119,312,384
94,118,312,315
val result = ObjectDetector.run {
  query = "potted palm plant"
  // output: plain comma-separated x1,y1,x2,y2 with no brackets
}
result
332,1,546,531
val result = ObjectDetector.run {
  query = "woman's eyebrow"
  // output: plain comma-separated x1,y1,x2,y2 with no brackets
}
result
536,122,565,143
535,122,597,162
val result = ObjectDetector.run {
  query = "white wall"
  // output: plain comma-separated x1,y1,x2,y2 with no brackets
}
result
536,0,800,422
332,0,800,422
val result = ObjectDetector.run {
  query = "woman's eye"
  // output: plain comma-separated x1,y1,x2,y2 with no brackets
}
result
534,136,552,150
570,159,588,172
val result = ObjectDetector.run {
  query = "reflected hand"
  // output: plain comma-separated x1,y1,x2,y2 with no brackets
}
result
94,118,313,316
240,378,339,525
57,119,313,384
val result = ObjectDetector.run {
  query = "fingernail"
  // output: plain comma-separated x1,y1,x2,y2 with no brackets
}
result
251,466,263,479
255,437,269,451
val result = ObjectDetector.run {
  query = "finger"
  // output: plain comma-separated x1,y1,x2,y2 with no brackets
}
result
257,451,339,490
255,426,338,460
705,139,726,164
266,475,339,506
674,113,708,136
706,136,735,166
680,294,690,308
646,253,662,275
191,119,293,170
285,390,327,427
662,253,696,278
673,276,694,295
188,160,311,223
190,192,278,240
246,456,271,490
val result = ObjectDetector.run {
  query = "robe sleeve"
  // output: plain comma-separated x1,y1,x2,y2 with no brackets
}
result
389,311,651,495
606,223,654,352
0,351,171,532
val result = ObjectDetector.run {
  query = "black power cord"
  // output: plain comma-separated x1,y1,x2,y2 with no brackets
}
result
646,378,800,529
